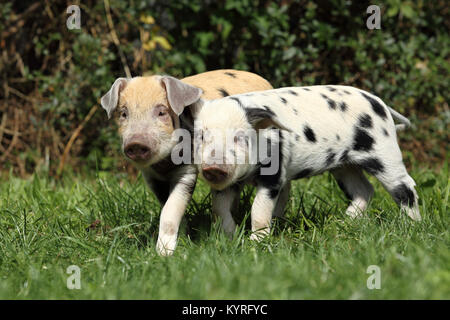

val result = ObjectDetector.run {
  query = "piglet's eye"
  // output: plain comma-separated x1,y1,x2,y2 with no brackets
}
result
119,108,128,120
155,105,169,118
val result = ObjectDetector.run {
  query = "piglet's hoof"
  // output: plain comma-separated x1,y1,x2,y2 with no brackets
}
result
156,235,177,256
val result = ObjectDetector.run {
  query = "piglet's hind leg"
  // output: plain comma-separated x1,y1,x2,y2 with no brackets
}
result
331,166,374,218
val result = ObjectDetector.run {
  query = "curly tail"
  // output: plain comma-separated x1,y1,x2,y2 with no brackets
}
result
387,106,411,131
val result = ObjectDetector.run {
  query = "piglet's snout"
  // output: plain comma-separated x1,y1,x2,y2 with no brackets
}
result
202,165,228,184
124,135,153,161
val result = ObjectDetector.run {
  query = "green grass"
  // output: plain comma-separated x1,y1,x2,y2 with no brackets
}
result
0,162,448,299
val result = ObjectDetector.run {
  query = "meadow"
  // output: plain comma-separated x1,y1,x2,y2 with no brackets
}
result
0,161,448,299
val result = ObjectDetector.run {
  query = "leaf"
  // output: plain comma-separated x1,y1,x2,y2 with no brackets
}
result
140,14,155,25
387,6,399,17
400,3,416,19
153,36,172,50
142,40,156,51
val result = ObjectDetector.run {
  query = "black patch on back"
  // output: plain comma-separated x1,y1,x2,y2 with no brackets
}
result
358,157,385,175
302,88,311,91
303,125,316,143
288,90,298,96
343,90,351,95
293,168,313,180
327,99,337,110
353,128,374,151
383,128,389,137
336,134,341,141
392,183,415,208
339,101,348,112
321,93,336,110
326,86,337,92
224,72,237,78
245,107,275,126
280,97,287,104
218,88,230,97
361,92,387,120
337,180,353,200
358,113,373,128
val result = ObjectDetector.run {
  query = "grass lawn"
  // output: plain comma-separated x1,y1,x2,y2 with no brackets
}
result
0,162,448,299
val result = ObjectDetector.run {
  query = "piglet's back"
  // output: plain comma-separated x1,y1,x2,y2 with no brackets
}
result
234,86,397,140
182,69,273,100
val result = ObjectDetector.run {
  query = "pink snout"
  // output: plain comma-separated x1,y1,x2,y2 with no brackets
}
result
202,165,229,184
123,135,153,162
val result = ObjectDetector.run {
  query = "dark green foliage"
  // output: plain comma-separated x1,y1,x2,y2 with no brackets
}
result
0,1,448,174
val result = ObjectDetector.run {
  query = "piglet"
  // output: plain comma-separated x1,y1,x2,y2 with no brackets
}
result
193,86,421,239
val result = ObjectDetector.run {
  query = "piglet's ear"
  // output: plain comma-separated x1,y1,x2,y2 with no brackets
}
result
161,76,203,116
245,107,292,132
101,78,129,119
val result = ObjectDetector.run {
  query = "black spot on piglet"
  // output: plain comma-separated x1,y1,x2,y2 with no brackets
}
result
361,92,387,120
358,157,384,175
339,102,348,112
353,128,374,151
218,88,229,97
392,183,415,208
358,113,373,128
303,125,316,143
325,149,336,166
230,96,244,108
224,72,237,78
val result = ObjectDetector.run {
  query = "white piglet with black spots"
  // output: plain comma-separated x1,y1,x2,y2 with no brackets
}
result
193,85,421,239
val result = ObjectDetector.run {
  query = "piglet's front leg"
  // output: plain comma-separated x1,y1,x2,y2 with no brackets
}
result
250,186,280,241
212,188,238,235
156,172,197,256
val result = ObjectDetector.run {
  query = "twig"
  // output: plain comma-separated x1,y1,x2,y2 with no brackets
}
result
0,112,7,152
6,85,39,103
0,109,20,162
57,105,98,176
340,73,361,85
104,0,132,78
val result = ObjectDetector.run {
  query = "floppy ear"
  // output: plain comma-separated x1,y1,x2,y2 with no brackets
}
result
161,76,203,116
101,78,129,119
245,107,292,131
